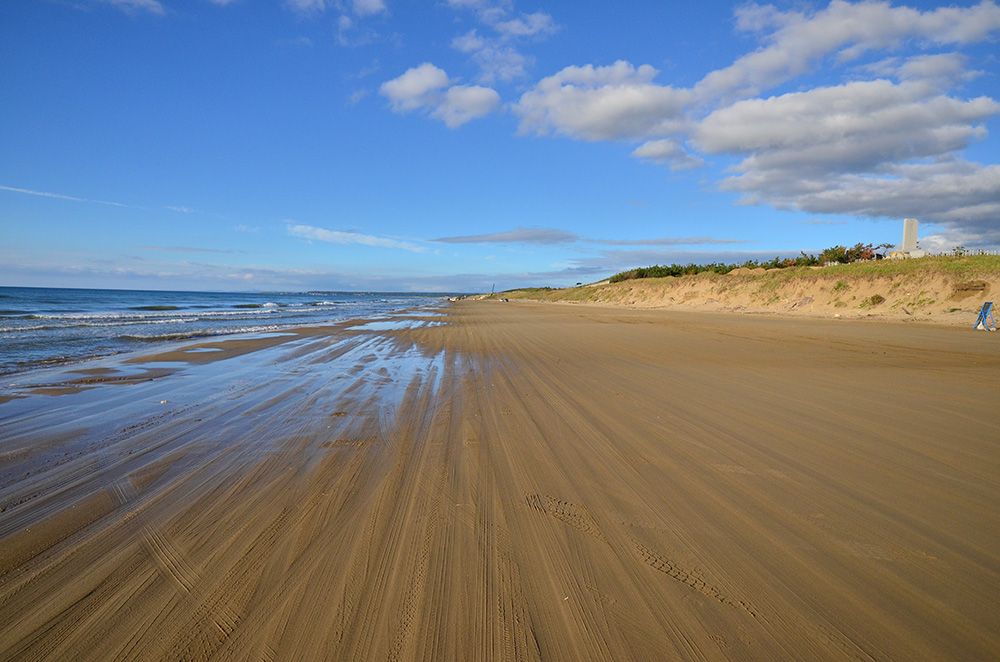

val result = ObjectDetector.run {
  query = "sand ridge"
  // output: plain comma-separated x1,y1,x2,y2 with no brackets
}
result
1,302,999,660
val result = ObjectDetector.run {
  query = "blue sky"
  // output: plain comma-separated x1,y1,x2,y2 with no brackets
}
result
2,0,999,292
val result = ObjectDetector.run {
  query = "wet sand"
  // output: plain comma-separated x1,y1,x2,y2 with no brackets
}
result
1,302,999,660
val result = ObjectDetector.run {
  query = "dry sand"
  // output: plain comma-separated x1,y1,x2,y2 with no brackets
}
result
1,302,999,660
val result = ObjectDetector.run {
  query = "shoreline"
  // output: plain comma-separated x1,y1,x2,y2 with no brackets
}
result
0,303,446,389
2,301,999,659
0,285,450,378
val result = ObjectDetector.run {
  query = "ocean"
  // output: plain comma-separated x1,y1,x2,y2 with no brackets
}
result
0,286,451,376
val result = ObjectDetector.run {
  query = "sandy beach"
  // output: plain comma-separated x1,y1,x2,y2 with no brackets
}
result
1,301,999,660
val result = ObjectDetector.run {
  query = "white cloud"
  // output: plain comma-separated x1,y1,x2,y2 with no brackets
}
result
493,11,556,38
451,30,528,82
693,79,1000,226
733,3,798,34
352,0,386,16
898,53,970,82
435,227,578,244
444,0,492,8
101,0,165,15
432,85,501,127
379,2,1000,240
380,63,450,112
631,139,703,171
380,64,499,127
514,61,692,141
748,160,1000,225
466,42,528,83
696,80,998,173
432,227,743,246
452,29,487,53
695,0,1000,101
0,184,129,207
284,0,326,14
288,224,425,252
446,2,557,82
860,52,978,91
920,226,1000,251
592,236,745,247
347,88,370,105
691,6,1000,236
288,0,386,21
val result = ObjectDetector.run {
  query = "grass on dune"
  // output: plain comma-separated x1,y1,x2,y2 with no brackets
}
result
500,255,1000,301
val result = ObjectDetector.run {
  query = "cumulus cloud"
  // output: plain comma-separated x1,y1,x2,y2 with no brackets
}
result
380,63,450,111
861,52,977,90
898,53,971,83
696,80,998,172
380,2,1000,242
748,160,1000,224
288,223,425,252
694,79,1000,229
695,0,1000,101
432,85,501,128
514,61,692,141
380,64,499,127
506,2,1000,237
631,139,703,171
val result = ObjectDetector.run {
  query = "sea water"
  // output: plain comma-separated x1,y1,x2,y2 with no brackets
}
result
0,286,451,375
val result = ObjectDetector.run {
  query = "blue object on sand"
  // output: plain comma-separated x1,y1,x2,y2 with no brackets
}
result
973,301,996,331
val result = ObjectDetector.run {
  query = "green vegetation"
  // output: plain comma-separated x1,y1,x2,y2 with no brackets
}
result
608,242,899,284
500,254,1000,303
608,253,817,283
607,251,1000,284
861,294,886,308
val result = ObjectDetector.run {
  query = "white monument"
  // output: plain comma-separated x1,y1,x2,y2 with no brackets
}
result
902,218,919,252
890,218,926,258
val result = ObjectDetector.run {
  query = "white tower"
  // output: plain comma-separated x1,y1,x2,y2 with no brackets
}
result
902,218,919,253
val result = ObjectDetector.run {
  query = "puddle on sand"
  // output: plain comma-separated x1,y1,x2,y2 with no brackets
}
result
183,347,224,353
396,310,446,318
349,320,446,331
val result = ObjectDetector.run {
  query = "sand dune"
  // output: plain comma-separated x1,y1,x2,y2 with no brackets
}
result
504,257,1000,326
1,303,999,660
